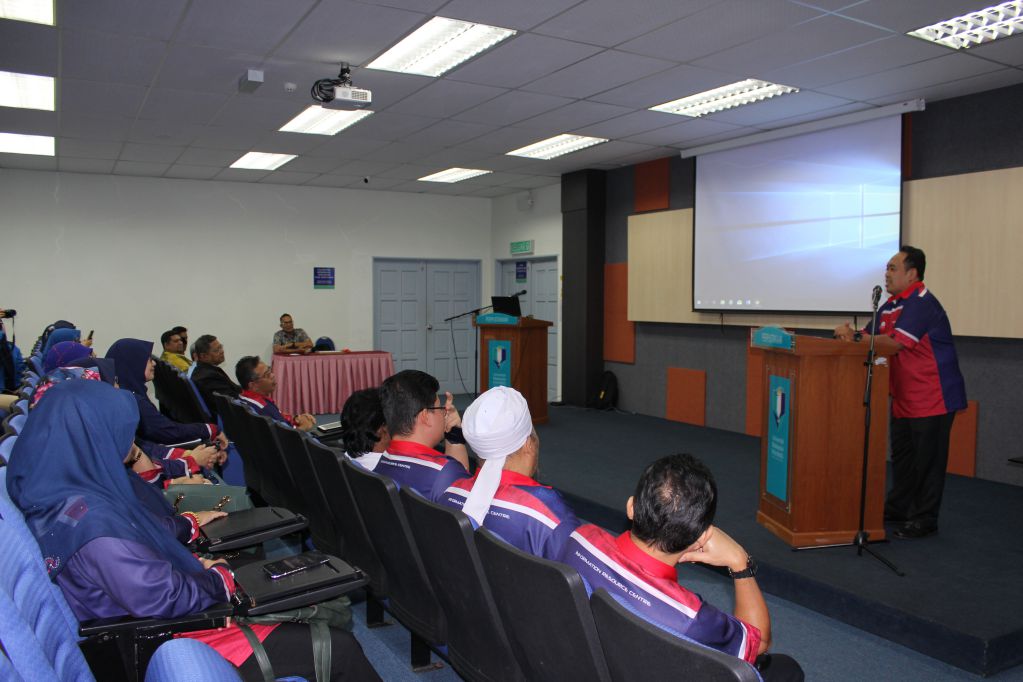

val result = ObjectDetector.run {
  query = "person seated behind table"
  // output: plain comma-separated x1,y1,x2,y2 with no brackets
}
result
339,387,391,469
235,355,316,431
559,454,804,681
272,313,313,354
159,328,191,372
191,334,241,417
363,370,470,501
438,386,579,561
6,380,381,682
106,338,227,477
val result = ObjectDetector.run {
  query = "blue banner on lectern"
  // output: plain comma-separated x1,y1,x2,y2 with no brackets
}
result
766,375,791,502
488,340,512,388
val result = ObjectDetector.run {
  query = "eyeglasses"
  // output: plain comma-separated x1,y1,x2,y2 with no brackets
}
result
256,369,274,380
423,406,446,412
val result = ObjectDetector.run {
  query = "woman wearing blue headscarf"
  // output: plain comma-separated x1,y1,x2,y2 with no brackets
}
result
6,380,379,681
40,326,90,360
106,338,225,478
43,340,93,373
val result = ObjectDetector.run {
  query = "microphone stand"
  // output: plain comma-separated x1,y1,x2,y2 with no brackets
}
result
795,290,904,576
444,304,492,399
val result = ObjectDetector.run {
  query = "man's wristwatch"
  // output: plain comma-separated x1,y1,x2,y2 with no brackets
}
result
728,555,758,580
445,426,466,444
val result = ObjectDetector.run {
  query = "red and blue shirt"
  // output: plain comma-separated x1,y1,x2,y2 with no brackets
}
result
865,281,966,418
373,440,469,502
239,389,298,428
560,525,761,665
439,469,580,561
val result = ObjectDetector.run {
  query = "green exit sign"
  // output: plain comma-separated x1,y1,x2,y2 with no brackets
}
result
510,240,534,255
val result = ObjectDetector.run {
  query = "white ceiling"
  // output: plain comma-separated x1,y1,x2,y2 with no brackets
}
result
1,0,1021,197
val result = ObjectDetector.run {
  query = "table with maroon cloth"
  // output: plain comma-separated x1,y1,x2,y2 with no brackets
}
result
270,351,394,416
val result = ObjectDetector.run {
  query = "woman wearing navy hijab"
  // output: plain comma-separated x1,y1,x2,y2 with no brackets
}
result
106,338,225,477
6,380,380,681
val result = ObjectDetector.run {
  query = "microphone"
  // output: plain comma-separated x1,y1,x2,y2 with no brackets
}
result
871,285,882,307
512,289,527,297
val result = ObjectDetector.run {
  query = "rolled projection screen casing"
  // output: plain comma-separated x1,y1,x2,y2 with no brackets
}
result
693,116,902,314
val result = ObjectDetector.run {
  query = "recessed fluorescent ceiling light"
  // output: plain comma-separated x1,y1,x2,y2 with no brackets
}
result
506,134,608,160
0,71,55,111
230,152,296,171
0,132,54,155
650,79,799,117
907,1,1023,49
367,16,516,77
418,167,492,183
0,0,54,25
279,106,373,135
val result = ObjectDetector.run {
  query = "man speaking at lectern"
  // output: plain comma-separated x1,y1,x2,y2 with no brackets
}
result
834,246,966,539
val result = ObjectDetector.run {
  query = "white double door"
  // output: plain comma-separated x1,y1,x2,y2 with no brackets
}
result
498,257,559,402
374,259,481,395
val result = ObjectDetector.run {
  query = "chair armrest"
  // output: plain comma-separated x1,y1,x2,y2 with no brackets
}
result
78,603,234,638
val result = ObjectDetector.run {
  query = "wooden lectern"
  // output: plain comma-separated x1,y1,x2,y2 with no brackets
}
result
754,334,891,547
476,317,552,424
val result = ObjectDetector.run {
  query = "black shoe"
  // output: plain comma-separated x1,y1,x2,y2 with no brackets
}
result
893,521,937,539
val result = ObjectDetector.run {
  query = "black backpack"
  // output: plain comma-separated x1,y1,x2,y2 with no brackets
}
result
595,370,618,410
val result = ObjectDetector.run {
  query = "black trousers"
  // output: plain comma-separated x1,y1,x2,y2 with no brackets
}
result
885,412,956,528
236,623,381,682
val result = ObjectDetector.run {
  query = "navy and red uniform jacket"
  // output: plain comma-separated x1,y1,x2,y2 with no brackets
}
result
865,281,966,418
239,390,298,428
560,525,761,665
439,469,580,561
372,440,469,502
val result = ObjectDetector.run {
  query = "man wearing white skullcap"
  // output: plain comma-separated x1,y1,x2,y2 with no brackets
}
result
439,386,580,560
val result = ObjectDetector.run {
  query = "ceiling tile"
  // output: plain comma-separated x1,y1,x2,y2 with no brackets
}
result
113,160,170,176
460,126,557,154
125,119,205,146
259,171,320,185
515,99,633,132
59,80,146,118
119,142,184,163
467,185,515,197
57,157,115,174
137,89,230,125
156,44,267,94
499,174,561,189
533,0,718,47
355,0,446,12
760,34,951,89
818,52,1005,100
377,164,436,180
344,176,406,190
59,115,134,142
211,97,309,131
305,174,362,187
61,0,189,40
173,147,237,166
0,20,57,75
177,0,315,52
964,36,1023,68
0,153,57,171
522,50,676,99
836,0,997,33
439,0,582,30
188,125,267,150
703,91,855,126
278,156,346,173
249,131,325,155
405,119,495,146
341,111,438,141
589,64,739,109
60,30,167,85
623,117,747,145
274,1,427,65
446,34,602,89
214,168,272,182
571,110,681,139
387,80,507,118
415,146,493,168
452,91,573,126
692,14,893,76
300,135,391,159
757,102,869,129
165,164,223,180
358,139,446,163
617,0,822,63
866,67,1023,106
331,160,395,176
58,138,124,160
0,108,57,136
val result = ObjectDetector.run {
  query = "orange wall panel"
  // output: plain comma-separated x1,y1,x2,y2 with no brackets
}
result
665,367,706,426
604,262,635,363
745,346,764,436
634,157,670,213
947,400,978,477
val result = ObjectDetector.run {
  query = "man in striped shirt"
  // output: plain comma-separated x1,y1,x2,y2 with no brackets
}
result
560,454,803,681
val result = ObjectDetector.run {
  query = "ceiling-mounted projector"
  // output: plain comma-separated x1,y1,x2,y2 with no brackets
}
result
311,62,372,109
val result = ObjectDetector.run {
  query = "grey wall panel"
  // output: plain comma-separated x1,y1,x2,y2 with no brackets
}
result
669,155,694,209
604,165,632,263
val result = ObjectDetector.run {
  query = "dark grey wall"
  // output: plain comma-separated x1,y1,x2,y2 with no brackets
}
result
604,85,1023,487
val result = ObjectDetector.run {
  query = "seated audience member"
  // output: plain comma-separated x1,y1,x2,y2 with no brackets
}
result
272,314,313,354
235,355,315,431
159,328,192,372
172,325,189,349
191,334,241,416
106,338,226,475
339,387,390,469
560,454,803,681
41,325,91,358
0,319,25,391
6,380,381,682
186,341,199,378
368,370,469,500
439,386,579,560
43,340,94,373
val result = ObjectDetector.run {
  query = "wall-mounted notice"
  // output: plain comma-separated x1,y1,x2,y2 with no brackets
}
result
314,267,335,290
515,261,528,283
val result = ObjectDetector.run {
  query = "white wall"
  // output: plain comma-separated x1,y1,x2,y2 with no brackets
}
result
0,169,493,369
490,183,563,399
